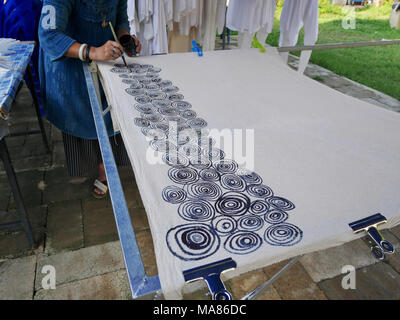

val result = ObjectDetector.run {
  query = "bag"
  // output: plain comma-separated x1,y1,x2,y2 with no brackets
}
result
390,3,400,29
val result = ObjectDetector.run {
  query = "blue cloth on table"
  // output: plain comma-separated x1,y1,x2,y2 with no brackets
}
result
38,0,130,139
0,42,35,116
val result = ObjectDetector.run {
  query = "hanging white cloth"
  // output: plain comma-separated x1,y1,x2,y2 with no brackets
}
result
152,0,169,54
279,0,319,73
227,0,277,49
199,0,226,51
128,0,140,35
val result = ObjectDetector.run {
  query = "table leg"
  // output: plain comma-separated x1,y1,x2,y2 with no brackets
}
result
0,139,36,247
26,64,51,154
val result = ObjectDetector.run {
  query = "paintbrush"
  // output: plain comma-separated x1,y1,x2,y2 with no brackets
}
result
108,21,132,72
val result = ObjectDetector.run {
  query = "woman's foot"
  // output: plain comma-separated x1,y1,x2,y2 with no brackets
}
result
92,163,107,198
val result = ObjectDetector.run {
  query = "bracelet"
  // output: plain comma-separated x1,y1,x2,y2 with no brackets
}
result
86,45,92,63
78,43,87,61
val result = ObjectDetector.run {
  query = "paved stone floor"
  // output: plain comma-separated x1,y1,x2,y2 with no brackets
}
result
0,40,399,300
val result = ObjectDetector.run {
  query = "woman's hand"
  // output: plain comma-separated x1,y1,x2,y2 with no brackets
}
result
90,40,124,61
131,35,142,55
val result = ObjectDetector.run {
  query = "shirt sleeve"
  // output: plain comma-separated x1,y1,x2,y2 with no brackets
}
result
38,0,76,62
116,0,130,34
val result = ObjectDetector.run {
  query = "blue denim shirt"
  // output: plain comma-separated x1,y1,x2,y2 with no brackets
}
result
38,0,130,139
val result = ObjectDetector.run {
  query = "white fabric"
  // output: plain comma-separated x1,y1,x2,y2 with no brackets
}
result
279,0,319,73
98,49,400,299
227,0,277,48
199,0,226,51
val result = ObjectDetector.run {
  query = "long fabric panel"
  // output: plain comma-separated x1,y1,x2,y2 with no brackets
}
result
97,49,400,299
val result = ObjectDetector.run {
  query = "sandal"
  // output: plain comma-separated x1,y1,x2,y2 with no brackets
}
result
92,179,108,199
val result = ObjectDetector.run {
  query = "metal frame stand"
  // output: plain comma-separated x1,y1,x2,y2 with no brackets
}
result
83,62,161,299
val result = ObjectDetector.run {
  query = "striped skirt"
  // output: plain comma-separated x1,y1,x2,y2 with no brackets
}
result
62,132,130,177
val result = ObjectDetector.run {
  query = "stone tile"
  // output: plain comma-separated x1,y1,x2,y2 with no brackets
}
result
51,126,63,143
34,269,131,300
35,241,125,290
7,170,44,210
0,229,44,259
0,205,47,231
129,206,150,232
263,261,326,300
391,225,400,240
43,167,92,204
136,230,158,277
0,255,36,300
320,263,400,300
227,269,281,300
51,141,66,168
123,184,144,209
0,191,10,211
6,123,28,147
83,204,118,247
46,200,83,254
183,288,210,300
300,239,377,283
6,154,51,173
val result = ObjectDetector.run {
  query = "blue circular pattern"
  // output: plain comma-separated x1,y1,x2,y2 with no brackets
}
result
224,232,262,255
246,184,273,198
266,196,295,211
172,101,192,111
220,174,246,192
264,223,302,246
178,200,215,222
236,169,263,185
249,200,270,215
238,215,264,232
215,192,250,216
199,168,220,182
211,216,237,237
162,186,187,204
264,209,289,224
162,152,190,168
168,167,198,184
186,181,222,201
134,118,150,127
166,223,220,261
214,160,238,174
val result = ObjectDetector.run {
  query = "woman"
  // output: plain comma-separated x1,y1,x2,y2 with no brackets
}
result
38,0,141,198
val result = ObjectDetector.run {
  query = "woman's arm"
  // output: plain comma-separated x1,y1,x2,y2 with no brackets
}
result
39,0,124,61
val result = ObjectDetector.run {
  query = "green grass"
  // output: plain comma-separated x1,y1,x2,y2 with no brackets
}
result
265,0,400,100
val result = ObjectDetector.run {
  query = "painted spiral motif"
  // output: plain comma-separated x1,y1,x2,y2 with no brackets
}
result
134,103,154,114
214,159,238,174
114,62,304,261
238,215,264,232
199,168,220,182
236,168,263,185
172,101,192,111
186,181,222,201
220,174,246,192
126,88,145,96
246,184,273,198
162,186,187,204
215,192,250,216
249,200,270,215
135,95,151,104
134,117,150,127
168,167,199,184
266,196,296,211
178,200,215,222
224,232,262,255
180,109,197,120
264,209,288,224
166,223,220,261
263,223,303,246
152,99,171,109
162,152,189,168
189,155,212,170
168,93,184,101
211,216,237,237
